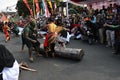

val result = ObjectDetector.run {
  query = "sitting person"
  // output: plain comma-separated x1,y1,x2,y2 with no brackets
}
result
0,44,19,80
55,22,71,47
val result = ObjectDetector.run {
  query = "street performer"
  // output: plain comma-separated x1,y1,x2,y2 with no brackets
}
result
21,16,41,62
2,22,11,42
44,18,57,58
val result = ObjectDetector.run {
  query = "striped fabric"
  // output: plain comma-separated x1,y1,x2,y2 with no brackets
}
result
42,0,50,17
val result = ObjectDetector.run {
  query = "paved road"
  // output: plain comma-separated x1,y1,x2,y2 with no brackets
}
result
1,32,120,80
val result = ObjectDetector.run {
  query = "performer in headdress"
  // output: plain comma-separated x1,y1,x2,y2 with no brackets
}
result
0,44,19,80
2,22,10,42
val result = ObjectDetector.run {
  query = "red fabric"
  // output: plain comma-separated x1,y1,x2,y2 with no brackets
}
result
23,0,33,15
34,0,40,13
3,25,9,39
5,31,9,39
17,21,23,27
44,33,56,47
71,24,81,29
44,34,49,47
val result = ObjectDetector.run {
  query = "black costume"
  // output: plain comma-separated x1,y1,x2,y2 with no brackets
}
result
0,44,15,80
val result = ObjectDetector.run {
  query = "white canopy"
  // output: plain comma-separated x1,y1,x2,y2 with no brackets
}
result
0,0,18,12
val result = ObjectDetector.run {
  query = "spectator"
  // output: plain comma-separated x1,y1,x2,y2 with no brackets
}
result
0,44,19,80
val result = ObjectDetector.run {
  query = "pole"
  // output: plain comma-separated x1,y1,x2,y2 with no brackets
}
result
66,0,69,18
33,0,36,18
33,0,37,29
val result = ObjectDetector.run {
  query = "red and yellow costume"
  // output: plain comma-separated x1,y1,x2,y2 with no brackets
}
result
44,22,57,55
3,25,10,39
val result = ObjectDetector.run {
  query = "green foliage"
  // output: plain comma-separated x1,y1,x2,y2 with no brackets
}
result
16,0,30,17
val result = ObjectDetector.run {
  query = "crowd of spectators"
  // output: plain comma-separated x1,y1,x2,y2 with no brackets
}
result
0,3,120,54
66,3,120,55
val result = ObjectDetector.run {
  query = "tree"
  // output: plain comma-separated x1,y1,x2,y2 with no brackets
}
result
16,0,31,17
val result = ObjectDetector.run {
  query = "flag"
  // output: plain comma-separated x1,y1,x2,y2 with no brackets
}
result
41,1,45,11
34,0,40,13
48,0,53,12
42,0,50,17
23,0,33,15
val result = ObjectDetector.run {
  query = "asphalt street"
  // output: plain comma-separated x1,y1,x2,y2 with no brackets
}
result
1,32,120,80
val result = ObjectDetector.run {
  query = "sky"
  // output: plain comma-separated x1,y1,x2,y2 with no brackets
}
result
0,0,18,12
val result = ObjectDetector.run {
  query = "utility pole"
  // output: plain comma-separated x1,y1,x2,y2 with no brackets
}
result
66,0,69,18
33,0,37,29
33,0,36,18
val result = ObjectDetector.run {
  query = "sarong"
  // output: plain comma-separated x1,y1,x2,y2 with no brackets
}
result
44,33,56,53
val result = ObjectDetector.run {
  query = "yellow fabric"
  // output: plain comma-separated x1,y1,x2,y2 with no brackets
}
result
48,1,53,11
48,23,57,33
55,26,64,33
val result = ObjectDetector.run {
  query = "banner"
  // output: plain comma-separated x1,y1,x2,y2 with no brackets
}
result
34,0,40,13
42,0,50,17
48,0,53,12
23,0,33,15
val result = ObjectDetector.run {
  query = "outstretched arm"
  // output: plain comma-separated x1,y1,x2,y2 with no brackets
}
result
103,23,119,28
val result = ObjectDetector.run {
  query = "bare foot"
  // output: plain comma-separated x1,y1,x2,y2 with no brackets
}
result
29,57,34,62
52,53,55,58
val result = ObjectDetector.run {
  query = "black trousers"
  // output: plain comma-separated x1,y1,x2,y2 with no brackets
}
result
0,73,3,80
115,40,120,54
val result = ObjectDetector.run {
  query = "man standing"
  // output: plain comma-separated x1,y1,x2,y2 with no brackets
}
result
21,16,40,62
44,18,57,58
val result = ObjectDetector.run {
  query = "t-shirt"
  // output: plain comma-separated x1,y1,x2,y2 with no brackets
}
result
55,26,64,33
22,25,33,38
48,23,57,33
